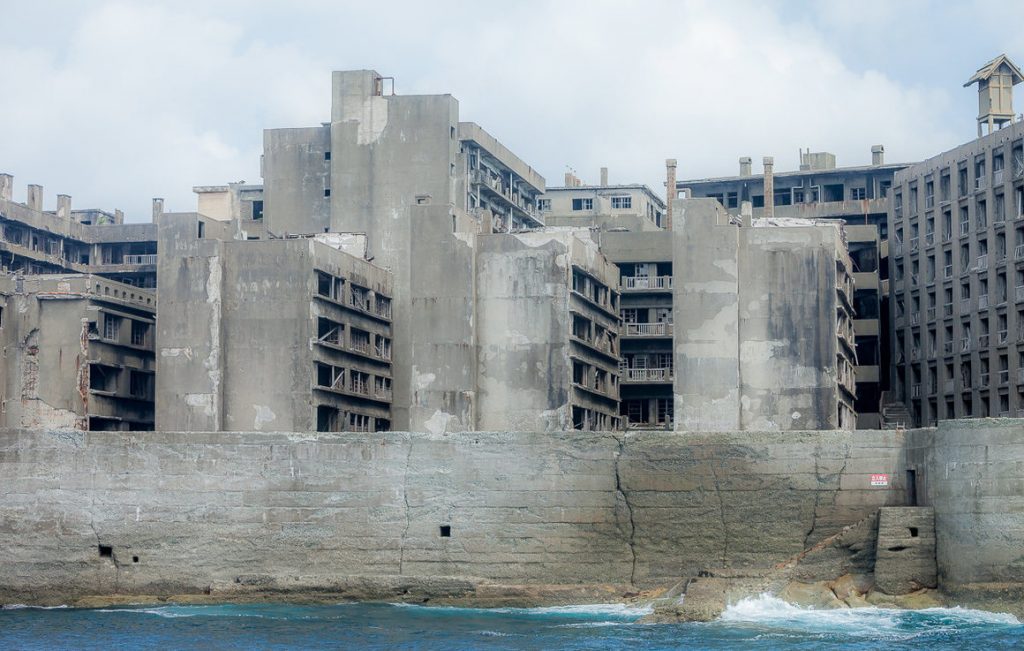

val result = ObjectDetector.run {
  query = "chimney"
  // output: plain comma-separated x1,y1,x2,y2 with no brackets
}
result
114,209,124,224
600,167,609,186
739,157,752,177
27,184,43,211
763,157,775,219
56,194,71,220
665,159,677,230
871,145,885,166
564,172,574,186
0,174,12,201
152,198,164,222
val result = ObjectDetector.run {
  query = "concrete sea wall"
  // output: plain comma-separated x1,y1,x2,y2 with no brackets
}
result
0,421,1019,605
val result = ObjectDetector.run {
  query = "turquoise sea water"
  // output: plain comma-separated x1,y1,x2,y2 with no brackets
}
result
1,594,1021,650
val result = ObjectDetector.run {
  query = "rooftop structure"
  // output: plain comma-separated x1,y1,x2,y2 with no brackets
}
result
965,54,1024,137
540,168,666,232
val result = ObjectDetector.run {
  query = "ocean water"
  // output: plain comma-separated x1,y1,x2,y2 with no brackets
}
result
1,594,1021,650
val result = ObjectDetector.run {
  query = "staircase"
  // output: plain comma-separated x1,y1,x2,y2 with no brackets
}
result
879,391,912,429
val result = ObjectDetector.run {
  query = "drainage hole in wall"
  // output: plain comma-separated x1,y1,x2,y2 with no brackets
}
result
98,545,113,558
132,555,140,563
888,545,909,552
439,525,451,538
908,527,919,538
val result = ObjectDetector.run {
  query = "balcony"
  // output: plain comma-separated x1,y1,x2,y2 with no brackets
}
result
121,254,157,265
624,322,673,337
976,254,988,271
621,275,672,291
619,367,674,383
960,338,971,352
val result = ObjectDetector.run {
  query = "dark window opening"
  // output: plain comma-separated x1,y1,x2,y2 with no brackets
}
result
906,469,918,506
197,221,205,239
98,545,113,558
439,525,451,538
252,200,264,221
324,188,331,197
324,151,331,160
132,555,139,563
909,527,919,538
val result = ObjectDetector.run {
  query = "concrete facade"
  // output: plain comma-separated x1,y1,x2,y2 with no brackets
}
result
683,153,907,428
541,173,666,232
476,231,621,431
674,199,857,431
890,117,1024,425
0,274,155,431
155,213,393,433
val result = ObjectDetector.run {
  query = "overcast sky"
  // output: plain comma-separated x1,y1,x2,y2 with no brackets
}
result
1,0,1020,222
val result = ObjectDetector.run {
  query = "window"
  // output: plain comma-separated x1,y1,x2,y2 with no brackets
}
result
130,321,148,347
197,221,205,239
571,198,593,211
316,406,341,432
611,196,632,209
849,187,866,200
324,151,331,160
252,200,264,221
103,314,120,341
324,188,331,197
538,199,551,211
129,371,150,399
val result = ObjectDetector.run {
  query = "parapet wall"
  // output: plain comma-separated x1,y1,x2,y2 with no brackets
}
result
0,427,915,603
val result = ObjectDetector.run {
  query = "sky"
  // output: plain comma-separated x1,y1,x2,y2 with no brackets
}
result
1,0,1021,222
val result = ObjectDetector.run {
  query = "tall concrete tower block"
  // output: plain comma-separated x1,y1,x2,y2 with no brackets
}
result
965,54,1024,137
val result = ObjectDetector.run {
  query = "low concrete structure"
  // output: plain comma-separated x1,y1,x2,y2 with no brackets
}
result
155,213,393,432
873,507,937,595
0,274,155,430
541,171,666,232
674,198,857,430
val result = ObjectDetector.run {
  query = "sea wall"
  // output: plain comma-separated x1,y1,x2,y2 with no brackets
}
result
0,427,912,604
3,421,1022,605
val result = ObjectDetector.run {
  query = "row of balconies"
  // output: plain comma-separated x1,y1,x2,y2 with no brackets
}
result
618,363,674,383
912,368,1024,398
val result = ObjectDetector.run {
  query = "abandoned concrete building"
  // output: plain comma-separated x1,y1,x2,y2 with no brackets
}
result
889,54,1024,425
476,230,621,430
0,274,156,431
0,174,158,289
682,152,907,429
155,212,393,433
673,199,857,431
541,169,666,232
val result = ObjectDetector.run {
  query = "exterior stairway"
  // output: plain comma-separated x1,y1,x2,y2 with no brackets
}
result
879,391,912,429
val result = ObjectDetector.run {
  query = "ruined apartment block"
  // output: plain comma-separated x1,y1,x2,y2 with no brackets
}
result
0,174,158,289
674,198,857,431
0,274,156,430
475,230,621,431
156,213,393,433
682,152,907,429
540,168,666,232
890,54,1024,424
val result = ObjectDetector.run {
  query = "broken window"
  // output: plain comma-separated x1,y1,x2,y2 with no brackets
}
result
129,371,150,400
316,363,345,390
350,329,371,354
349,371,369,395
316,405,341,432
130,321,148,347
317,317,342,345
374,376,392,400
348,412,371,432
89,364,118,393
103,314,120,341
350,284,369,310
375,295,391,319
374,335,391,360
849,187,866,201
571,198,593,211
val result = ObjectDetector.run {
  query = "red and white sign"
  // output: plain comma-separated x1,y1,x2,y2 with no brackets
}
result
870,474,889,487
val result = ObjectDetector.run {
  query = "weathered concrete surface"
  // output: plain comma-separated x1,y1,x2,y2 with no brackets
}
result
874,507,937,594
0,428,906,605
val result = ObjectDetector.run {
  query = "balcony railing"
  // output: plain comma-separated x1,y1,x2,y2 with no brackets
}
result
121,254,158,265
624,322,673,337
619,367,674,383
621,275,672,290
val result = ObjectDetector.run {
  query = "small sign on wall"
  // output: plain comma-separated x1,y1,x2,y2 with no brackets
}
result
871,473,890,487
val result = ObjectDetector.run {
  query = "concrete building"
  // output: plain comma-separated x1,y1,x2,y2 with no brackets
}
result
0,174,158,289
682,152,908,428
890,55,1024,424
540,169,666,232
674,199,857,431
476,230,621,430
0,274,156,430
155,212,393,433
259,70,627,433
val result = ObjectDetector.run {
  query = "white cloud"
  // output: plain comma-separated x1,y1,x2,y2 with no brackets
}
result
0,0,997,220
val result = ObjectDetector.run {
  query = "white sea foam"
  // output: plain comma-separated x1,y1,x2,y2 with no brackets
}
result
719,593,1020,634
389,601,652,619
1,604,69,610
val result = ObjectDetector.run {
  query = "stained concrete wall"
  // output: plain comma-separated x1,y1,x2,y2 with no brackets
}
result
907,418,1024,590
0,427,911,602
262,126,331,235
